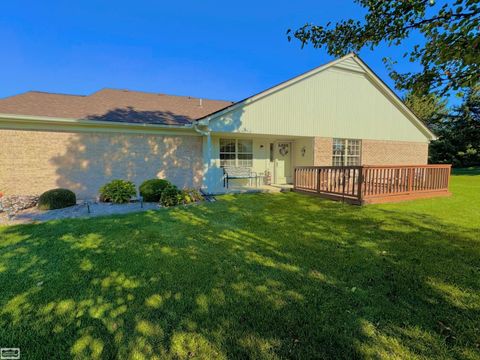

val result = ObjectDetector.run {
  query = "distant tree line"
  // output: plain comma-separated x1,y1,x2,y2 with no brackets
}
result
405,88,479,166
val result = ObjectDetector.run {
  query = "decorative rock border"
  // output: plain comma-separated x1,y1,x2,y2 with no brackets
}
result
0,195,39,217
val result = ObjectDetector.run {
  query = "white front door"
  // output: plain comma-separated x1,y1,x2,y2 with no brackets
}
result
274,142,292,184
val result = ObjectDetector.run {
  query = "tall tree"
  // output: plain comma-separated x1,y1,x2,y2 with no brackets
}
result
431,85,480,166
288,0,479,98
404,92,448,130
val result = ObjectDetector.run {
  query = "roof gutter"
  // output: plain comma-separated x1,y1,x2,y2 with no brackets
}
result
193,122,210,136
0,113,198,136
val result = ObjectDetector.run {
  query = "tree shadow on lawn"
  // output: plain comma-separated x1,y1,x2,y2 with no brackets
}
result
0,193,479,359
452,167,480,176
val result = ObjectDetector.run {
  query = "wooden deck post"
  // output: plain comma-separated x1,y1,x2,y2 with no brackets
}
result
408,167,413,193
293,168,296,189
446,165,452,191
357,167,364,204
317,168,321,194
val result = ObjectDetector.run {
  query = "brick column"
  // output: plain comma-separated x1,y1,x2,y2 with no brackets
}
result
313,137,333,166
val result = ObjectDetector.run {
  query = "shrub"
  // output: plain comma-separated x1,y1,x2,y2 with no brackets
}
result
180,188,203,204
158,187,202,207
38,188,76,210
99,180,136,204
159,185,181,207
139,179,173,202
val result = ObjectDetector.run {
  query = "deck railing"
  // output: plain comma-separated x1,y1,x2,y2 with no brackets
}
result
293,164,451,204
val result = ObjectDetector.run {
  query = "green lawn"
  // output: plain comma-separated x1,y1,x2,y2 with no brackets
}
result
0,169,479,359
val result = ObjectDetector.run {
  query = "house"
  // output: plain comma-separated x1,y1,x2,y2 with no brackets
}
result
0,54,436,198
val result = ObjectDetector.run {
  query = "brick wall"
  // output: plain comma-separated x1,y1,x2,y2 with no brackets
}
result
313,137,333,166
313,137,428,166
0,129,203,199
361,139,428,165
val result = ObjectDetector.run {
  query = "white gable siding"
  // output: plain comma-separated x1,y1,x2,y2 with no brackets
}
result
208,60,430,142
332,57,365,73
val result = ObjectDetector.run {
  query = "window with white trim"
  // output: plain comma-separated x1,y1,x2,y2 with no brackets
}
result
332,138,361,166
220,139,253,167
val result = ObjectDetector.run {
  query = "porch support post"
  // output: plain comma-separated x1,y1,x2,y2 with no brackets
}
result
203,132,213,169
202,133,213,193
194,122,219,194
199,131,223,194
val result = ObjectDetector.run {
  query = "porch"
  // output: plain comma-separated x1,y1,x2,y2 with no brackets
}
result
293,164,452,205
203,135,313,194
221,183,293,194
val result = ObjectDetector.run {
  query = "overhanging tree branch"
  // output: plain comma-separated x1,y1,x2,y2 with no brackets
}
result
288,0,480,98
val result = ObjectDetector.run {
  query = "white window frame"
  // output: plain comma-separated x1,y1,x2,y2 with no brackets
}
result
332,138,361,166
220,139,253,167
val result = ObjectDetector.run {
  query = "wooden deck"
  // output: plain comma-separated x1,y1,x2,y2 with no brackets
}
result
293,164,452,205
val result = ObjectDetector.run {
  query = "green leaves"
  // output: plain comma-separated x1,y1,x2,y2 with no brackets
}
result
429,86,480,166
289,0,480,98
99,179,136,204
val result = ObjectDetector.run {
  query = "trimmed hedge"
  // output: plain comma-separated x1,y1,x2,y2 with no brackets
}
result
139,179,173,202
38,188,76,210
99,179,136,204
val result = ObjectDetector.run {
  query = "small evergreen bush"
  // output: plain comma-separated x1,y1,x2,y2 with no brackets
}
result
139,179,173,202
180,188,203,204
38,188,76,210
159,185,181,207
99,180,136,204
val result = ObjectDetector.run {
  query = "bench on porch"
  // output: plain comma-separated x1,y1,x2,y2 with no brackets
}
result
223,167,258,188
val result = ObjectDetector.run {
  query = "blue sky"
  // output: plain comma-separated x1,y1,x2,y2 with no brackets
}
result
0,0,422,102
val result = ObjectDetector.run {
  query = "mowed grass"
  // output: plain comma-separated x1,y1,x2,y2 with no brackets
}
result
0,169,479,359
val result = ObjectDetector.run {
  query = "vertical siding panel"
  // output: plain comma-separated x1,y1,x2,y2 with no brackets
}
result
210,59,432,143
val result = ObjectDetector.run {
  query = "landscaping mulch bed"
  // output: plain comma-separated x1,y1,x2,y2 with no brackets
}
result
0,201,161,225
